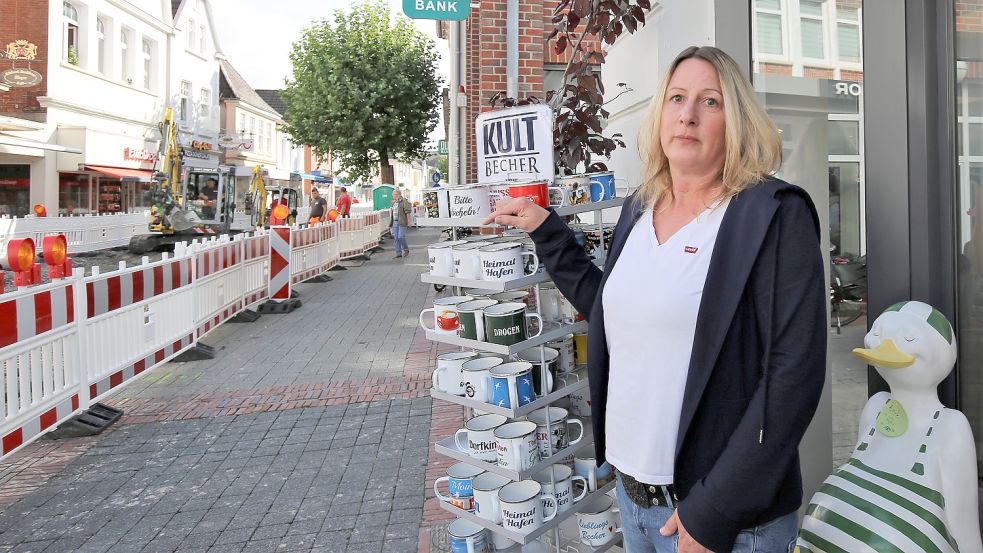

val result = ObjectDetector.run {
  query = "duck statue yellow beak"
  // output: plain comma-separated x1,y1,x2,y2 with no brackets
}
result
852,339,916,369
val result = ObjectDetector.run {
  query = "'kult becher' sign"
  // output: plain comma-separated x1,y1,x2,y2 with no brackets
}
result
476,104,554,184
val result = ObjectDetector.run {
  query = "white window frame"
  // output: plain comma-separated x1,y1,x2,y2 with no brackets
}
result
63,2,80,64
141,38,153,90
798,0,828,62
752,0,788,64
179,80,192,123
833,4,863,69
95,17,106,74
187,18,197,51
199,24,206,54
199,88,210,118
120,28,132,83
238,112,246,134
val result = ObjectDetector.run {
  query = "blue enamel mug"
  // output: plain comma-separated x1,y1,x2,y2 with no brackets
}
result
588,171,617,201
588,180,605,202
434,462,485,512
448,519,491,553
490,361,536,408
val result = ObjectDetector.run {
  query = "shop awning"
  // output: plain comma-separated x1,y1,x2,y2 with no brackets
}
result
0,133,82,153
84,165,153,181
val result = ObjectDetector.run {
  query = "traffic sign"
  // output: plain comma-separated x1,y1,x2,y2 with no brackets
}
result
432,171,442,185
403,0,469,21
438,139,448,155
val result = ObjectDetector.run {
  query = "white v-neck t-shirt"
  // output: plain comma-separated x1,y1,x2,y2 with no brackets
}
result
601,197,730,484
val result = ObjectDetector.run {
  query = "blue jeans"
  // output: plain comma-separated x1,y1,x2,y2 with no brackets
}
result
615,474,798,553
392,223,409,256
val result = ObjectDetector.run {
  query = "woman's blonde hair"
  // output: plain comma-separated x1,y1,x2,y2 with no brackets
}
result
636,46,782,211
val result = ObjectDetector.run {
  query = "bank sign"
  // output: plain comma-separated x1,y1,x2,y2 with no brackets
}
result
476,104,554,184
403,0,469,20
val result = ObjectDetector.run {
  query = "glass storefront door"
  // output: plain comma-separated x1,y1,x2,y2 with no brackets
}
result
0,164,30,217
751,0,867,467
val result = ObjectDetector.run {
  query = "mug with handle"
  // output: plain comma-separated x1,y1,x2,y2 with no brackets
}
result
577,494,622,546
527,406,584,458
431,351,479,396
419,295,474,335
534,464,588,514
453,413,508,462
498,480,558,534
434,462,485,512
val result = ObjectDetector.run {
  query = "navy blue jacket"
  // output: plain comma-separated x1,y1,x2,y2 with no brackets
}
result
529,177,826,551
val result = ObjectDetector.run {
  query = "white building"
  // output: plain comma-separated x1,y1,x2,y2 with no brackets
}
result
169,0,222,172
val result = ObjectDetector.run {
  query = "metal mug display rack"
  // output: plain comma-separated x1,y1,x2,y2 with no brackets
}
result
421,195,626,552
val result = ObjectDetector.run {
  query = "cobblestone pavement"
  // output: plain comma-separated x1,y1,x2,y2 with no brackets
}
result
0,226,446,553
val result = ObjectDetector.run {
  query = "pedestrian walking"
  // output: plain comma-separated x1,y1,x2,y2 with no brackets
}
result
337,187,352,218
390,188,412,258
308,188,327,225
484,46,826,553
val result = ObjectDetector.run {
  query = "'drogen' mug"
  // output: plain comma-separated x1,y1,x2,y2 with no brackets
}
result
456,299,498,342
428,240,468,277
494,420,540,471
534,464,588,514
447,519,491,553
577,494,622,547
454,413,508,463
434,462,485,512
498,480,558,534
489,362,537,409
527,406,584,458
419,295,474,335
483,303,542,347
462,356,503,405
431,351,478,396
574,454,613,492
478,242,539,282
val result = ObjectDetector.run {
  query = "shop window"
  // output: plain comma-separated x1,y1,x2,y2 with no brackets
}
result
59,173,92,215
828,120,860,156
123,181,154,211
63,2,80,65
754,0,785,57
97,179,122,213
96,18,106,74
0,165,30,217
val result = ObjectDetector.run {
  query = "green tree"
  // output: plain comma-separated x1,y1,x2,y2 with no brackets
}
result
437,154,448,179
283,0,441,184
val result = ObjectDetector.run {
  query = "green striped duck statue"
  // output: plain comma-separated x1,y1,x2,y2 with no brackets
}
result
797,301,983,553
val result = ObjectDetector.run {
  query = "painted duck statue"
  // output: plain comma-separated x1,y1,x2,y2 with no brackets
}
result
797,301,983,553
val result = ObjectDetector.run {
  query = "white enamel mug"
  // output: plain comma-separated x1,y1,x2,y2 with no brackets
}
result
431,351,479,396
547,334,576,374
419,295,474,335
533,465,588,514
494,420,540,471
454,413,508,462
452,242,485,280
539,284,562,323
574,455,613,492
478,242,539,282
527,406,584,458
498,480,558,535
446,185,494,219
428,240,468,277
447,519,492,553
577,494,622,546
461,356,504,405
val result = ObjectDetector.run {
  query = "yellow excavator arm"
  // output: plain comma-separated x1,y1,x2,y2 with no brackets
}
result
248,165,266,228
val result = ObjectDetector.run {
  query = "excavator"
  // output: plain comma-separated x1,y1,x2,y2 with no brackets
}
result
129,107,238,253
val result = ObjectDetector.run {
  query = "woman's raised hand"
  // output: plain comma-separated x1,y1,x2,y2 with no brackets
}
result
481,197,551,233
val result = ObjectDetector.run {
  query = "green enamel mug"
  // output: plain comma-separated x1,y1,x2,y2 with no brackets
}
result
483,302,543,346
457,299,498,341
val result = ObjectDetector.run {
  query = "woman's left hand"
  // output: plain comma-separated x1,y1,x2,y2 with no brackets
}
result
661,510,712,553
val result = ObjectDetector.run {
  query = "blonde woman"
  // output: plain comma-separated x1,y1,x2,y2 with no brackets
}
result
484,46,825,552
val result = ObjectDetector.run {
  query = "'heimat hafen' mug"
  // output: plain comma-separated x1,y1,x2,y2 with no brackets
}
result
533,464,588,514
498,480,558,534
478,242,539,282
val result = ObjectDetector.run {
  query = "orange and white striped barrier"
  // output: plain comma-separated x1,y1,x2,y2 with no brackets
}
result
268,226,291,301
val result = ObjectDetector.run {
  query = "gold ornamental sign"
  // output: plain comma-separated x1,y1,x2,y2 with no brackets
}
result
5,40,38,60
2,68,42,87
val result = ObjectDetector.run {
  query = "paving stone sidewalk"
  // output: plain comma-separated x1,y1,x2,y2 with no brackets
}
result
0,226,447,553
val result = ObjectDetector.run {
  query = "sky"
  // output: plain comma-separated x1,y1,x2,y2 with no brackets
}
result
212,0,450,91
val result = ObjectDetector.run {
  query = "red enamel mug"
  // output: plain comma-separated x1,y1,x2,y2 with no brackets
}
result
506,181,566,208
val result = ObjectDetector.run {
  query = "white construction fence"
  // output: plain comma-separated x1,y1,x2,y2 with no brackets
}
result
0,211,387,461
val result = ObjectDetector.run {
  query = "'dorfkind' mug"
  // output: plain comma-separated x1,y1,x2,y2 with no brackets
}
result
454,413,508,463
419,295,474,335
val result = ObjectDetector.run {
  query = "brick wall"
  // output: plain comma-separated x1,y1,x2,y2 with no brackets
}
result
464,0,587,182
0,0,49,116
957,1,983,31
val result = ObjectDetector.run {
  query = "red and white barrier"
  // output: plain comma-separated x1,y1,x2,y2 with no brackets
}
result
268,227,292,301
0,212,389,460
338,217,367,260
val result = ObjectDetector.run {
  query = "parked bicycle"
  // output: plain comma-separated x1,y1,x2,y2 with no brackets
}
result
830,253,867,332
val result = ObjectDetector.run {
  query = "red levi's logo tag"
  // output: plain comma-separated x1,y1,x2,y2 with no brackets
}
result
684,246,699,254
